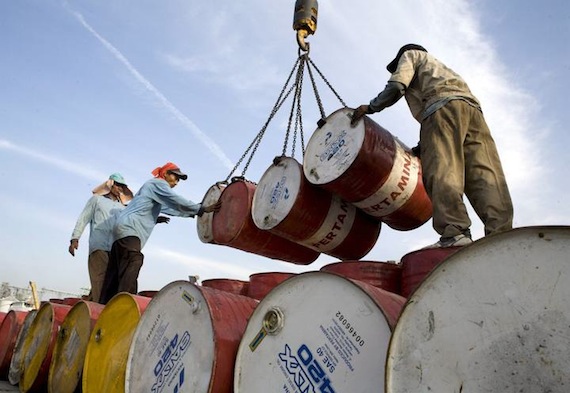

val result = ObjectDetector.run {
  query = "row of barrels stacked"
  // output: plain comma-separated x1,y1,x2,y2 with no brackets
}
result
2,226,568,392
0,246,457,393
197,108,433,263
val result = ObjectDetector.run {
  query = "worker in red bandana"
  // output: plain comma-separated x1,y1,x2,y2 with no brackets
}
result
99,162,221,304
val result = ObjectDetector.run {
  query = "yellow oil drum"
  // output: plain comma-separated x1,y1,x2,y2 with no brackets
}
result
82,293,151,393
19,302,72,392
7,310,37,385
48,300,105,393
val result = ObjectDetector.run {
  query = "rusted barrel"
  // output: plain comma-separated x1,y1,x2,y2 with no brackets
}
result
252,157,382,260
197,182,227,243
125,280,258,393
303,107,432,231
7,309,37,385
387,226,570,393
0,310,27,378
320,260,402,294
247,272,296,300
202,278,250,296
234,271,406,392
82,293,151,393
48,300,105,393
212,179,320,264
19,302,72,392
400,247,462,297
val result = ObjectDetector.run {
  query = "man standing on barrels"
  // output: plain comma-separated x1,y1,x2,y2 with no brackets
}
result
351,44,513,248
99,162,221,304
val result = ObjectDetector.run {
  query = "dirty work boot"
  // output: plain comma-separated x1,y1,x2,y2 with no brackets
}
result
422,233,473,249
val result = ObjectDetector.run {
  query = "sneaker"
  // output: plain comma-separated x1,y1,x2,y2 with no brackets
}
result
422,233,473,249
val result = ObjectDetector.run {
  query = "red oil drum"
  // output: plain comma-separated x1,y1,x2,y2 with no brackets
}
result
48,300,105,393
7,310,37,385
62,297,82,306
321,260,402,294
212,179,320,264
82,293,151,393
202,278,250,296
234,271,406,392
197,182,227,243
125,280,258,393
387,226,570,393
0,312,6,325
0,310,27,378
19,302,72,392
247,272,296,300
400,247,462,297
49,298,65,304
137,290,159,298
303,107,432,231
252,157,382,260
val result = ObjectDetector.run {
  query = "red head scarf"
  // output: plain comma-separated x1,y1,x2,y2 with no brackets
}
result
152,162,180,179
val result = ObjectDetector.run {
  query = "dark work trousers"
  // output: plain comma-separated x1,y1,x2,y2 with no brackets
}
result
99,236,144,304
87,249,110,303
420,100,514,238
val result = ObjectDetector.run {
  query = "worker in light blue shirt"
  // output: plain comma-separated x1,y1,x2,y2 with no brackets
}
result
99,162,221,304
69,173,133,302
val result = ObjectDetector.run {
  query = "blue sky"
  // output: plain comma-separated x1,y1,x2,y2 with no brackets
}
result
1,0,568,296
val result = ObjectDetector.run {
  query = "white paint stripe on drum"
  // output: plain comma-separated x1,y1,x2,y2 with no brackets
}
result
353,141,420,217
303,195,356,252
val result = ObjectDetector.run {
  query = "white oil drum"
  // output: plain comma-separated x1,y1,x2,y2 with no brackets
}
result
303,107,432,231
234,271,406,392
125,280,258,393
387,226,570,392
252,157,382,260
197,182,226,243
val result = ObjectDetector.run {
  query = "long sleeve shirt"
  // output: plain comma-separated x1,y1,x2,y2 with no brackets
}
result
113,178,203,248
387,50,481,122
70,195,126,254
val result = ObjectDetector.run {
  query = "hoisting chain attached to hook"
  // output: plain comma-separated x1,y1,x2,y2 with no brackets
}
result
293,0,318,52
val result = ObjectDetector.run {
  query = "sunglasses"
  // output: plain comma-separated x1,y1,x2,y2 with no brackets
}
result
114,182,126,189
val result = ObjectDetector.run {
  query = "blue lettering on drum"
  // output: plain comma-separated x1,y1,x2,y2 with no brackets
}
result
320,131,346,162
278,344,336,393
151,331,191,393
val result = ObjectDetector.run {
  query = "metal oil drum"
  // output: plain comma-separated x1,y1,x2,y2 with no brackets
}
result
0,310,27,378
400,246,462,297
234,271,406,392
303,107,432,231
320,260,402,295
197,182,226,244
48,300,105,393
387,226,570,393
247,272,296,301
212,179,320,264
252,157,382,260
82,293,151,393
201,278,250,296
124,280,258,393
7,309,37,385
19,302,72,392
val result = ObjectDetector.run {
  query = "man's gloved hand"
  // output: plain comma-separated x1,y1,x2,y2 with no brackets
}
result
350,105,371,126
156,216,170,224
411,143,421,158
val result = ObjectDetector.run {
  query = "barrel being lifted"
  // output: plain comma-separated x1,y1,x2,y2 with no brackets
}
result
293,0,318,51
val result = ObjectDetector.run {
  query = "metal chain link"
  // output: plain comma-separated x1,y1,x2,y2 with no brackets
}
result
282,53,306,157
225,57,301,181
307,56,347,108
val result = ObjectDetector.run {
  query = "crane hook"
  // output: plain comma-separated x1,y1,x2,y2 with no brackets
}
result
293,0,318,52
